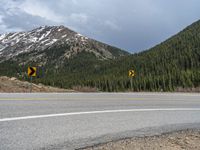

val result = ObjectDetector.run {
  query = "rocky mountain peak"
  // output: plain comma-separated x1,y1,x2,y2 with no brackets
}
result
0,25,128,64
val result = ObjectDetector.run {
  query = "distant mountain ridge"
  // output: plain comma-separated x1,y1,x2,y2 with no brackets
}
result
0,25,128,64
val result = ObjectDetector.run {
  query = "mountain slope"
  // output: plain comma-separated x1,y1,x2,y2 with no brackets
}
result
0,20,200,92
83,20,200,91
32,20,200,92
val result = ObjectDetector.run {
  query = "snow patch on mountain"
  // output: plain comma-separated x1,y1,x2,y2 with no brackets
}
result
0,25,127,63
0,34,7,41
45,39,58,45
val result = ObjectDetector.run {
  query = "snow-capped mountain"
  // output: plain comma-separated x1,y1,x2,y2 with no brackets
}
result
0,26,128,64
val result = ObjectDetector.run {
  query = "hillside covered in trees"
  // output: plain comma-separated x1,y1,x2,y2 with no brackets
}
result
0,20,200,92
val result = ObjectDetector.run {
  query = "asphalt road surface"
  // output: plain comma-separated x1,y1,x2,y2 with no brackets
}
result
0,93,200,150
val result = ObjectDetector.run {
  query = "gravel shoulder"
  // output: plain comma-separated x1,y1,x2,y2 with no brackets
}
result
83,129,200,150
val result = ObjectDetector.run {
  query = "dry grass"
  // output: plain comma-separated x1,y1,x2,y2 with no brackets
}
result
176,87,200,93
72,86,98,92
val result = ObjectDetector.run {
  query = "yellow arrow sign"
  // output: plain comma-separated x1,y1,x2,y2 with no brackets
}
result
28,67,36,77
129,70,135,77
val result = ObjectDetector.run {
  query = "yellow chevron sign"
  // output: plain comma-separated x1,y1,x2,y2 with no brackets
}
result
28,67,36,77
128,70,135,77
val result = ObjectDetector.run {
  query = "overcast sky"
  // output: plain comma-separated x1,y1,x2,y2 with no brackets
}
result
0,0,200,53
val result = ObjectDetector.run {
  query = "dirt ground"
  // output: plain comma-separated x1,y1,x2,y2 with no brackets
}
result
175,87,200,93
0,76,74,93
83,129,200,150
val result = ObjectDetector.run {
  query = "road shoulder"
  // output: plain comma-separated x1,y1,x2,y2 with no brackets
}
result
82,129,200,150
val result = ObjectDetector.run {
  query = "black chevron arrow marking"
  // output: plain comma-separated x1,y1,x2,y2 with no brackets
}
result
29,67,36,76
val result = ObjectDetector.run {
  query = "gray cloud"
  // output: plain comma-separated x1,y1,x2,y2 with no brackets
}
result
1,9,54,31
0,0,200,52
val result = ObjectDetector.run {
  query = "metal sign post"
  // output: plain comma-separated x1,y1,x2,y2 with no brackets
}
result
128,70,135,91
30,76,32,93
130,77,133,91
28,67,36,93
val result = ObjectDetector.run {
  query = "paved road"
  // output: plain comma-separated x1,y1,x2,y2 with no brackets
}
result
0,93,200,150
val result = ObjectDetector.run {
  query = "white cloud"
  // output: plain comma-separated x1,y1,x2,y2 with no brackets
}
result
19,0,64,23
71,0,78,5
69,13,88,24
0,15,3,23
